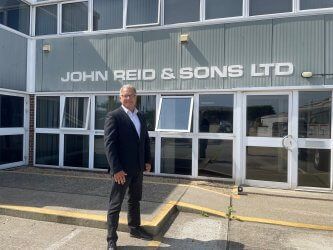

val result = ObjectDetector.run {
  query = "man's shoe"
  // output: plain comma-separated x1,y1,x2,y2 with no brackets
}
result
107,241,117,250
130,227,153,240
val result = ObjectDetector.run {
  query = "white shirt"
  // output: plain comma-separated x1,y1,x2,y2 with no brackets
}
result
121,105,141,138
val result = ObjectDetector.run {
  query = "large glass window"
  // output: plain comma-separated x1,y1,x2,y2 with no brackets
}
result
247,95,289,137
199,139,233,178
0,94,24,128
94,135,108,169
0,0,30,35
137,96,156,131
0,135,23,165
298,148,330,188
64,134,89,168
299,91,331,139
126,0,159,26
205,0,243,20
157,97,193,132
246,146,288,182
150,137,155,173
93,0,123,30
199,94,233,133
249,0,292,16
36,134,59,165
164,0,200,25
36,96,60,128
35,5,57,36
62,1,88,33
62,97,90,129
95,96,120,130
161,138,192,175
300,0,333,10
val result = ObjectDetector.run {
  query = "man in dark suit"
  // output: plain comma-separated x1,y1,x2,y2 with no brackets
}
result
104,84,152,250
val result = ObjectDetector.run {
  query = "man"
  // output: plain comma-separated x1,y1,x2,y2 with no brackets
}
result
104,84,152,250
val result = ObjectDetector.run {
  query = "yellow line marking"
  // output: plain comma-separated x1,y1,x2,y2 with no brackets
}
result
147,240,162,248
148,203,175,227
169,201,228,218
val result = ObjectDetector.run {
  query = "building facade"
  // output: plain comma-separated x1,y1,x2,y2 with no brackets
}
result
1,0,333,191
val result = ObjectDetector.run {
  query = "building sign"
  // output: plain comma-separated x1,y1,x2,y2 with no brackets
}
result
60,63,293,82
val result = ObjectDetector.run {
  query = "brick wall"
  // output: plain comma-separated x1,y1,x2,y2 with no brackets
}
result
29,94,35,166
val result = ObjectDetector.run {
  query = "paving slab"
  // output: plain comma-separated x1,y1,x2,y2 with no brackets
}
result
228,220,333,250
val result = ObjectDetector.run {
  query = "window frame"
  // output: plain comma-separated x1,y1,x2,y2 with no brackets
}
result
248,0,294,17
125,0,161,28
156,96,194,132
60,0,90,34
34,3,58,36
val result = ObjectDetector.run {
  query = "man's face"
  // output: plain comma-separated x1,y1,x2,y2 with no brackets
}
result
120,87,137,112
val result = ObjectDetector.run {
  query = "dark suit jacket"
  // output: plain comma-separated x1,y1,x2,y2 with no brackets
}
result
104,107,151,175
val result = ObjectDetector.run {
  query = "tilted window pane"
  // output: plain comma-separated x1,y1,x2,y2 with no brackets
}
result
298,148,330,188
137,96,156,131
36,96,60,128
62,2,88,33
300,0,333,10
164,0,200,25
199,94,233,133
161,138,192,175
246,146,288,182
63,97,89,128
35,5,57,36
199,139,233,178
95,96,121,130
157,97,192,131
127,0,159,26
93,0,123,30
0,95,24,128
0,135,23,165
64,134,89,168
36,134,59,166
250,0,292,16
0,1,30,34
299,91,331,139
247,95,289,137
206,0,243,20
94,135,108,169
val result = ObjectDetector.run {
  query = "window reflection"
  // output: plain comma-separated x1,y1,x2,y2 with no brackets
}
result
199,94,233,133
0,135,23,165
63,97,89,129
298,148,330,188
0,0,30,34
250,0,292,16
127,0,159,26
93,0,123,30
247,95,289,137
299,91,331,139
35,5,57,36
94,135,108,169
300,0,333,10
64,134,89,168
137,96,156,131
95,96,121,130
37,96,60,128
62,2,88,33
36,134,59,165
0,94,24,128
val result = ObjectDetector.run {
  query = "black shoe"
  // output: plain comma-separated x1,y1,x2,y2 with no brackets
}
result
130,227,153,240
108,241,117,250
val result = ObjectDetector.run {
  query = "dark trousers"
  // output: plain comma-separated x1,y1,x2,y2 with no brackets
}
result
107,172,143,243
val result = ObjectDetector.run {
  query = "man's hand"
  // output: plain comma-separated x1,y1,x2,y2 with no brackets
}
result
144,163,152,172
113,170,127,185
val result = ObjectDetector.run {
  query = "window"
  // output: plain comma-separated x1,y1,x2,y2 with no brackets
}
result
64,134,89,168
35,4,57,36
0,1,30,35
36,96,60,128
156,97,193,132
249,0,292,16
62,97,90,129
62,1,88,33
205,0,243,20
0,94,24,128
300,0,333,10
0,135,23,165
137,96,156,131
94,135,108,169
126,0,159,27
199,94,233,133
299,91,331,139
95,96,120,130
164,0,200,25
36,134,59,165
93,0,123,30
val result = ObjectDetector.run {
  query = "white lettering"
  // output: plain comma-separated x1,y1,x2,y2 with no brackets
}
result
126,70,137,81
180,67,193,79
61,72,70,82
194,67,210,79
275,63,294,76
113,70,125,80
82,71,95,81
71,72,82,82
161,68,176,80
143,69,155,80
228,65,243,78
211,66,228,78
96,71,108,81
251,64,264,77
261,63,275,76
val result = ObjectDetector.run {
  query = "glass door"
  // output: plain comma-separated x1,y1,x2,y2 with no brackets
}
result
243,92,293,188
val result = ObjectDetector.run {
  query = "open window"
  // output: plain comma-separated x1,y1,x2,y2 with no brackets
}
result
61,97,90,129
156,96,193,132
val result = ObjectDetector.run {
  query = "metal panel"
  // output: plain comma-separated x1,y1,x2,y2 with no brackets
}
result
224,20,272,89
143,29,181,91
272,16,325,86
106,33,143,91
325,15,333,85
42,37,74,92
73,35,107,91
35,40,43,92
181,25,224,90
0,28,26,91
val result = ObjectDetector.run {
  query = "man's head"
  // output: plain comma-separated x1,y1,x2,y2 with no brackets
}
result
119,84,137,112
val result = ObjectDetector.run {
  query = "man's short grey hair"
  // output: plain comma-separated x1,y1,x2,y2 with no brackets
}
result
119,84,137,95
